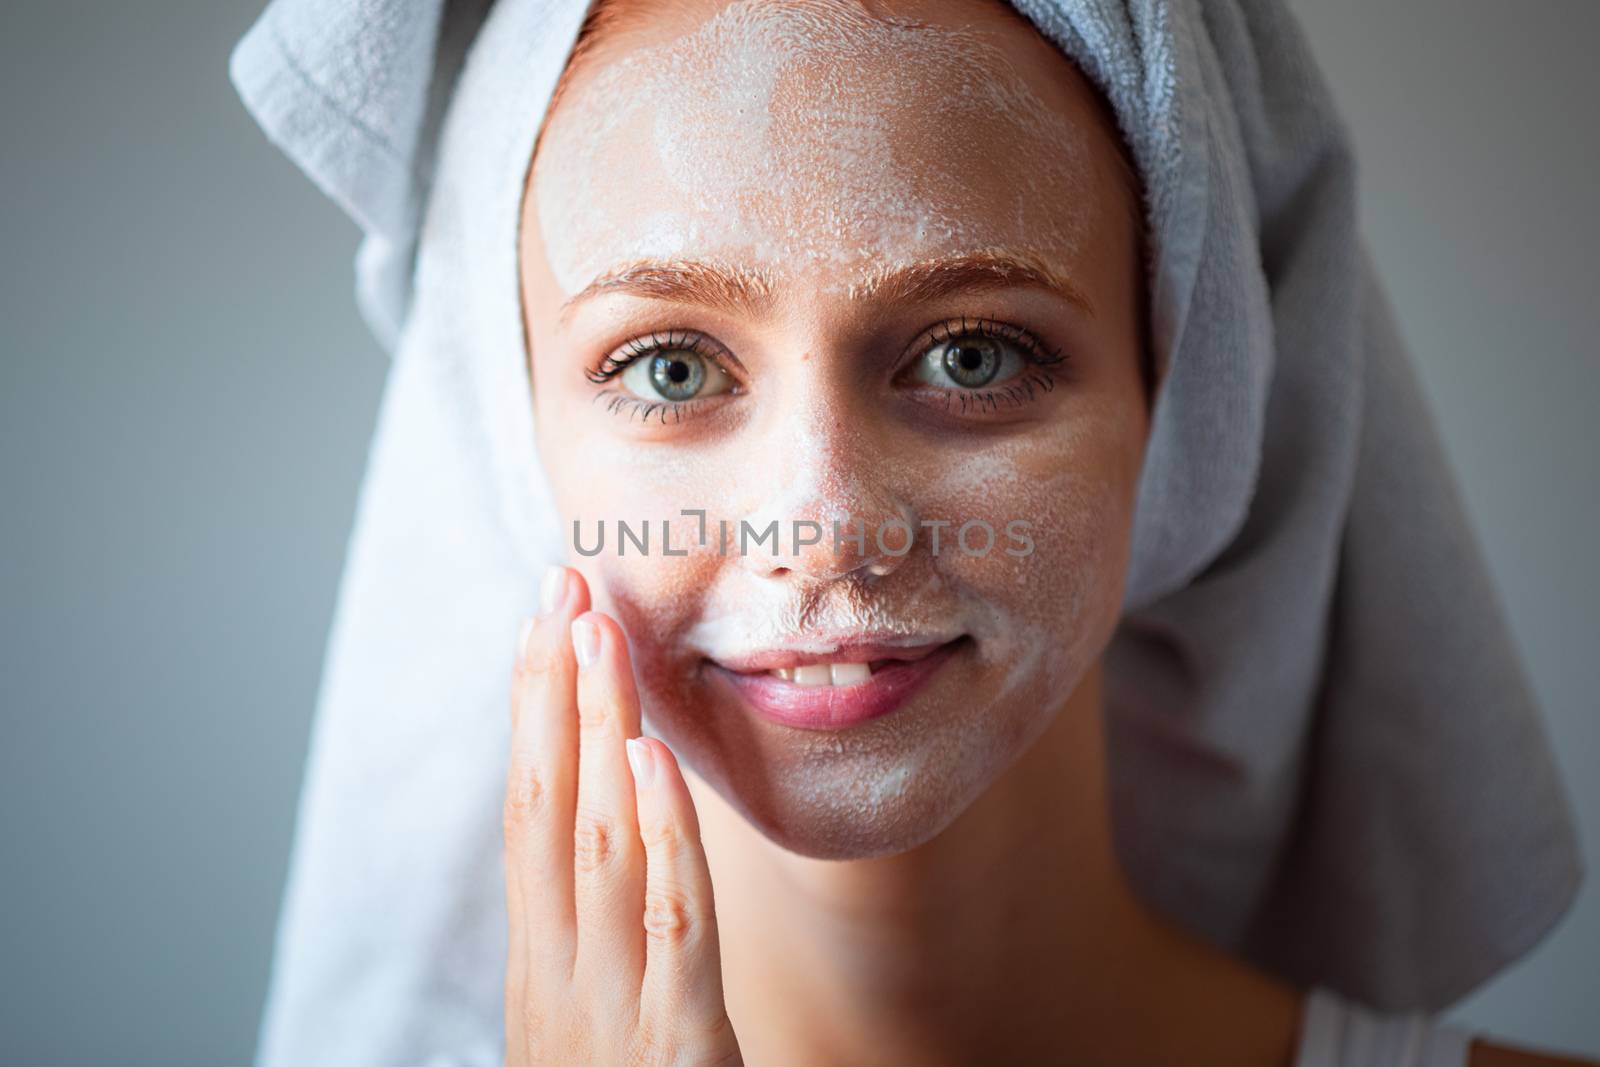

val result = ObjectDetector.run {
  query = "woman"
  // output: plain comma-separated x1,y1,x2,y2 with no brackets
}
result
230,0,1589,1063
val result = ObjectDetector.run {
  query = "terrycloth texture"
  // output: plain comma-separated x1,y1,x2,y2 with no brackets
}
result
1293,987,1475,1067
229,0,1584,1062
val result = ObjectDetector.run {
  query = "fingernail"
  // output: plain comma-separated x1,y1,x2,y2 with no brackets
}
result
570,617,600,668
625,737,655,788
517,616,535,661
540,566,567,615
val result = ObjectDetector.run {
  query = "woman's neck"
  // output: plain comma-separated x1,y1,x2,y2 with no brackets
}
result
685,660,1305,1067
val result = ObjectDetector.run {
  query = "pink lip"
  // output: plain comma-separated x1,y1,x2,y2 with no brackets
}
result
706,637,967,731
712,638,955,674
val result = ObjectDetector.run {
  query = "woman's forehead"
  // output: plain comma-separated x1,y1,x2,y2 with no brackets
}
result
528,0,1129,300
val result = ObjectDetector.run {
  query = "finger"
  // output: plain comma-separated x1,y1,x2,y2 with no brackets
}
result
504,564,591,983
506,619,539,985
632,737,732,1038
569,610,647,1000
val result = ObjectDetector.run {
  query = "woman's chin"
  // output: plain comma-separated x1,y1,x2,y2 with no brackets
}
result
645,645,1071,862
755,806,963,862
678,737,985,861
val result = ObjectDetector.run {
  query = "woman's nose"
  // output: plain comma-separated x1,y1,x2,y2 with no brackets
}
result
733,431,917,583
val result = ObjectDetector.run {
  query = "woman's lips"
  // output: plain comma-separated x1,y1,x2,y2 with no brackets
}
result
706,637,968,730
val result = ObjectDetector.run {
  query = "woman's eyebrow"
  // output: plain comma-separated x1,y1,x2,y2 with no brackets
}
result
850,251,1096,317
557,250,1094,323
558,259,777,325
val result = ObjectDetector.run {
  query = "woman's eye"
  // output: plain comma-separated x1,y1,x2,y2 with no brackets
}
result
619,349,733,402
911,335,1026,390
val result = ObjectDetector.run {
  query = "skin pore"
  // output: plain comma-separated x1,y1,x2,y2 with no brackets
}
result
510,0,1588,1064
516,0,1303,1062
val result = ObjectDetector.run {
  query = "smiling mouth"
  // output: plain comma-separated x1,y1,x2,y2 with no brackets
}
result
704,636,970,730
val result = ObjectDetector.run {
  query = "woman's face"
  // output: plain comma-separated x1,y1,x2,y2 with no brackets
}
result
521,0,1149,859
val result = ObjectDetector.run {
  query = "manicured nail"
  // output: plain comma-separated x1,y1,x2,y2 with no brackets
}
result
540,566,567,615
625,737,656,788
570,617,600,668
517,616,535,661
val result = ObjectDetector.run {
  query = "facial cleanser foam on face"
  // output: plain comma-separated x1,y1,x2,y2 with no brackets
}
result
534,0,1094,297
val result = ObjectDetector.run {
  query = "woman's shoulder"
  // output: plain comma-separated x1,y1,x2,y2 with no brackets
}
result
1294,987,1598,1067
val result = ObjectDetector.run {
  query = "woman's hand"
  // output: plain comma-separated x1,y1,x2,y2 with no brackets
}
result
503,565,743,1066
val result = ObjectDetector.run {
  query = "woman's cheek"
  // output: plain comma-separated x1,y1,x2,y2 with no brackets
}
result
557,452,734,715
924,423,1135,699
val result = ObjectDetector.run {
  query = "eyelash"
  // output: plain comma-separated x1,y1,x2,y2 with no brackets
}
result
584,317,1069,423
585,329,732,424
913,316,1068,416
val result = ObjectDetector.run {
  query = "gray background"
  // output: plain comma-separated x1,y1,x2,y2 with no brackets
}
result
1,0,1594,1062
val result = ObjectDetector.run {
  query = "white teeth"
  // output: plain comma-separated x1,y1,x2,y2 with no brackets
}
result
829,662,871,686
767,661,874,686
794,664,832,687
